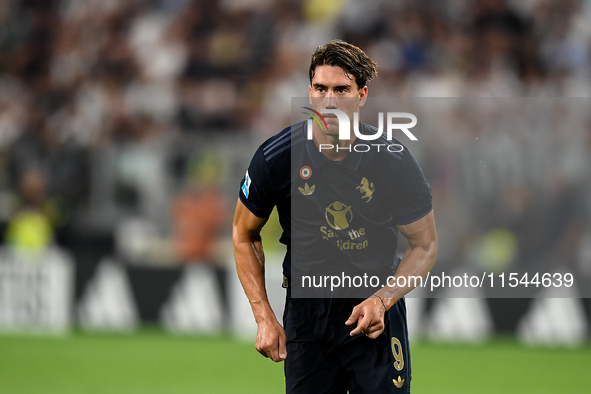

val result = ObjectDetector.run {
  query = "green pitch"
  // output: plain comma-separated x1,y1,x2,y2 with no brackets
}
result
0,331,589,393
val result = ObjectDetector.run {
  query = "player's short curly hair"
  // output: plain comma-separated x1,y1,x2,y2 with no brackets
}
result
309,40,378,89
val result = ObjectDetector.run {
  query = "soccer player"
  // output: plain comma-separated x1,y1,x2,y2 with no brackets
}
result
233,40,438,393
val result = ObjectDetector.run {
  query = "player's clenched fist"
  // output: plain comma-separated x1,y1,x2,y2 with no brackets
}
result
255,319,287,362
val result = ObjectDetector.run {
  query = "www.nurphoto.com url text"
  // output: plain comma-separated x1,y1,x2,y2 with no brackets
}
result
300,272,574,292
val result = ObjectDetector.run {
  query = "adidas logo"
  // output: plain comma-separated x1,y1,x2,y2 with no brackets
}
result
298,183,315,196
393,376,405,389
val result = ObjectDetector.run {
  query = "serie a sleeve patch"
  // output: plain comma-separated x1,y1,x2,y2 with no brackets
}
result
241,170,251,198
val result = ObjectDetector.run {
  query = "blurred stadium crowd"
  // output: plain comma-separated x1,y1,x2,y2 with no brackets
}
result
0,0,589,276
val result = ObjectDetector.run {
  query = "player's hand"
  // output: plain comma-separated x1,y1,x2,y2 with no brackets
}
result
345,297,386,339
255,318,287,362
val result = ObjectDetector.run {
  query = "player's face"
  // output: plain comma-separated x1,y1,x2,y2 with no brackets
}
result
309,65,368,138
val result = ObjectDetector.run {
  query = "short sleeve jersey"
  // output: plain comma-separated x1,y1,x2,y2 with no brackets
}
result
239,121,432,283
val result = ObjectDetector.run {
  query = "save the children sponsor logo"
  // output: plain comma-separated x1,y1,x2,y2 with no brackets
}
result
321,201,368,251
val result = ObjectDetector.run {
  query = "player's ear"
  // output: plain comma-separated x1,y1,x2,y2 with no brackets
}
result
309,85,313,105
358,86,368,107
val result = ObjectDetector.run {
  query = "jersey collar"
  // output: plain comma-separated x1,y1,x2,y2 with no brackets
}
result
305,126,363,171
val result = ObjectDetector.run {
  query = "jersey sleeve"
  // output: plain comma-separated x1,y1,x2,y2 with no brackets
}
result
391,149,433,225
239,146,276,218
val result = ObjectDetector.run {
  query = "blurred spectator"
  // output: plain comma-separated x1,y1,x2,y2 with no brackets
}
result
4,169,61,261
171,153,226,264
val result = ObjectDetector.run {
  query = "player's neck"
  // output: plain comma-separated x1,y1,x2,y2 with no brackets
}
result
312,130,355,161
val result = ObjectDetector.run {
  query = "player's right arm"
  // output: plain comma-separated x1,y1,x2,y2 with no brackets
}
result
232,199,287,362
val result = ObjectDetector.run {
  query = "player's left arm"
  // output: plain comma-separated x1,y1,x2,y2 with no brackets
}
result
346,210,438,338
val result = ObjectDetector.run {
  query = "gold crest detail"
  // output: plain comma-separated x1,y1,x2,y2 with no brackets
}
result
356,177,375,202
393,376,405,389
298,183,315,196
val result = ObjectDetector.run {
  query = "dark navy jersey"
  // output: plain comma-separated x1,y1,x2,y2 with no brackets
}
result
239,121,432,286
